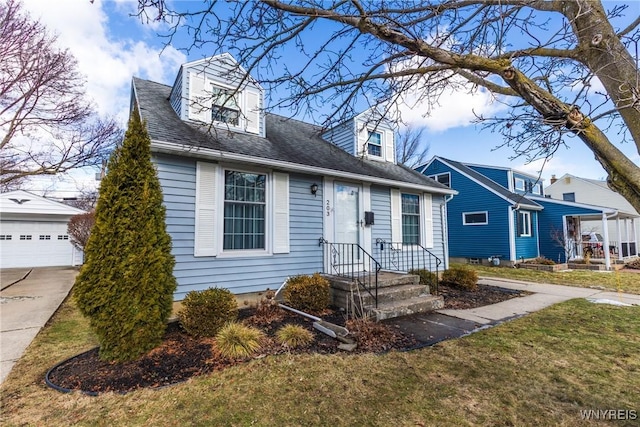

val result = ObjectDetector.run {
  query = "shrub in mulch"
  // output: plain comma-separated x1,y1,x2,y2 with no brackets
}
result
178,287,239,338
282,273,331,313
442,266,478,291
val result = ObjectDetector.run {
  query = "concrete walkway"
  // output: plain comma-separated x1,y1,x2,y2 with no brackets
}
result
0,267,77,384
437,277,640,325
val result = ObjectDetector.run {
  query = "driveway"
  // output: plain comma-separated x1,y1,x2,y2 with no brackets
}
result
0,267,77,384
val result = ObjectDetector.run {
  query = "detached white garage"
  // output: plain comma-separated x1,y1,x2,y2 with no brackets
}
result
0,190,85,269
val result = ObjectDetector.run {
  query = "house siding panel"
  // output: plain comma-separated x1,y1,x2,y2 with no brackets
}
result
153,154,324,300
322,121,355,155
467,166,509,188
423,160,511,260
515,210,539,259
536,199,603,262
169,68,183,118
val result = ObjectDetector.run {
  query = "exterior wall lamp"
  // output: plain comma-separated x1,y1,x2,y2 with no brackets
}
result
310,183,318,196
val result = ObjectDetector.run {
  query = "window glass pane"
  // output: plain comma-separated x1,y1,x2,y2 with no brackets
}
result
562,192,575,202
401,194,420,244
223,171,266,250
367,131,382,156
211,86,240,125
514,178,525,191
464,212,487,224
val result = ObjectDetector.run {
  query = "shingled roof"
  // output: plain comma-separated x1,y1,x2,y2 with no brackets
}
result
432,156,543,209
132,77,454,193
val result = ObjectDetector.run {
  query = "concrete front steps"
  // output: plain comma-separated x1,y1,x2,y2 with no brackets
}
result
326,271,444,321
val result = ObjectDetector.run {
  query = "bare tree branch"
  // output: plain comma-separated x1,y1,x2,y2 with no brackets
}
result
0,0,120,188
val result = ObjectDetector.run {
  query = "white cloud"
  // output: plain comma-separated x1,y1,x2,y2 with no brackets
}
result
21,0,186,123
387,56,508,132
18,0,186,196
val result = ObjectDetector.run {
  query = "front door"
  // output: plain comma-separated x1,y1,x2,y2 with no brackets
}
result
335,183,360,245
333,183,362,270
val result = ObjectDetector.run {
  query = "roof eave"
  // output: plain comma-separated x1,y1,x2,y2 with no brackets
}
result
150,139,458,195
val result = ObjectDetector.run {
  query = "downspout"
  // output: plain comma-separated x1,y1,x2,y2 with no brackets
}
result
441,195,453,270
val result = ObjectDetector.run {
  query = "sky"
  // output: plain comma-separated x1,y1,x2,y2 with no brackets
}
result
18,0,640,197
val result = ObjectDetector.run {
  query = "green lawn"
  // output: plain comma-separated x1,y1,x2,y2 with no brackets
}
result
1,296,639,426
459,263,640,294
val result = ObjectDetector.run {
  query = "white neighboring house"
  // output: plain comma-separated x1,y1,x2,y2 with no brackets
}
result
0,190,86,269
545,174,639,259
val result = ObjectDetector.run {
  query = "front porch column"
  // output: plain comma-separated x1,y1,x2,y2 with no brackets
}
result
602,213,611,270
616,217,624,261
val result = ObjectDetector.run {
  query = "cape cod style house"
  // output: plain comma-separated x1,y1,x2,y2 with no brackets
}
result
418,157,635,269
131,54,456,317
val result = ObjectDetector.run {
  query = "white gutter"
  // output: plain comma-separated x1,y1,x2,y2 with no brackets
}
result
441,194,454,270
151,139,458,195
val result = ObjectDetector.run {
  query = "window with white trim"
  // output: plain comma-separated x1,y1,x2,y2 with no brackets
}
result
518,211,532,236
532,183,541,195
429,173,450,188
463,211,488,225
223,170,266,250
401,193,420,244
211,85,240,126
367,131,382,157
514,177,525,191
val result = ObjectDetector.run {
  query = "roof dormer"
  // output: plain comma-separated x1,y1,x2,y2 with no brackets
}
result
169,53,265,137
322,107,396,164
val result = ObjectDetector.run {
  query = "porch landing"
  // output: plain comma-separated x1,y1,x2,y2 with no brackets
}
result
325,272,444,321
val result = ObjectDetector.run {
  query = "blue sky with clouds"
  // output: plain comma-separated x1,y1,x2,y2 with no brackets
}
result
19,0,640,196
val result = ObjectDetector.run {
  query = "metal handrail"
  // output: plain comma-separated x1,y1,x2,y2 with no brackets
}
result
374,239,441,295
319,238,381,307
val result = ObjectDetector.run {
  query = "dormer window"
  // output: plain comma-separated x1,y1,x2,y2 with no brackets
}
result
367,131,382,157
211,86,240,126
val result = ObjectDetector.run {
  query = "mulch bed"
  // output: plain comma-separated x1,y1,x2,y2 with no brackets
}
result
439,283,529,309
46,284,526,395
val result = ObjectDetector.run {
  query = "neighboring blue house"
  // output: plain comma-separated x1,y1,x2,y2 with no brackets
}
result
418,157,623,269
131,54,456,302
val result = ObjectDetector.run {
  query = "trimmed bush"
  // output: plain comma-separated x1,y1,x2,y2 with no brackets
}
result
442,266,478,291
276,324,314,349
282,273,330,313
73,107,176,362
215,322,263,359
179,287,238,337
408,269,438,287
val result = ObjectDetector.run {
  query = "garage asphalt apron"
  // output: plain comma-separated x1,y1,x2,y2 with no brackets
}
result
1,270,639,384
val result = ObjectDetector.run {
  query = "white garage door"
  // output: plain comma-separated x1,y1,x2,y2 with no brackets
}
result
0,221,79,268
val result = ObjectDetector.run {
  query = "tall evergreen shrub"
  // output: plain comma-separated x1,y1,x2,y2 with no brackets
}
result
74,107,177,362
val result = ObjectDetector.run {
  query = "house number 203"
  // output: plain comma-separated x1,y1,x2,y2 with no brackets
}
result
326,199,331,216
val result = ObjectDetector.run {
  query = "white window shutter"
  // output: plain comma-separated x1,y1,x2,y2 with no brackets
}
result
384,129,395,163
423,193,434,248
245,90,260,134
194,162,217,257
273,172,290,254
189,72,209,122
390,188,401,243
356,121,368,156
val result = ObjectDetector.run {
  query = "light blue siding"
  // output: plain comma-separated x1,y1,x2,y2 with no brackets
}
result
371,186,391,245
322,121,355,155
423,159,511,260
467,165,509,188
169,67,183,118
153,154,324,300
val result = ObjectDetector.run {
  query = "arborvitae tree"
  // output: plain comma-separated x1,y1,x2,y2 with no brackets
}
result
74,107,176,362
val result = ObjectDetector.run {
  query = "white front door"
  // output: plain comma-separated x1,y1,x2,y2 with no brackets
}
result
335,183,360,245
